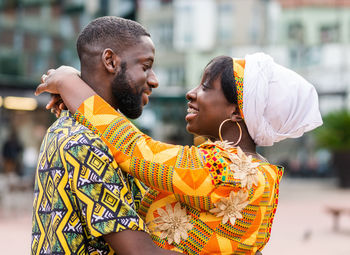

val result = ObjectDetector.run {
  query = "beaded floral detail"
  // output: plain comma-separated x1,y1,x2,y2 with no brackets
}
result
153,202,193,245
226,147,260,189
209,190,249,225
213,140,234,150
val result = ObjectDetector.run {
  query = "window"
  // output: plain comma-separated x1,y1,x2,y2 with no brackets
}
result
320,24,339,44
218,2,233,43
288,22,304,43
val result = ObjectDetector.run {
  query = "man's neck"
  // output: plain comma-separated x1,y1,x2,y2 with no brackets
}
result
80,72,116,109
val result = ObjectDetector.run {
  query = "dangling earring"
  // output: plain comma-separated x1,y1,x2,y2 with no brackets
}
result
218,119,242,146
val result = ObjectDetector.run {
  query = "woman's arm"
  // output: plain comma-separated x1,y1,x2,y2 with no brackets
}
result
36,66,95,113
74,95,217,201
36,67,237,210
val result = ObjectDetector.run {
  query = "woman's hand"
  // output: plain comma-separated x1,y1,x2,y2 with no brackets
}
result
35,65,95,113
35,66,80,96
47,94,67,118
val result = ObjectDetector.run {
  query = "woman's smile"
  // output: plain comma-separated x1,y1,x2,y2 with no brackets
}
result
185,104,199,121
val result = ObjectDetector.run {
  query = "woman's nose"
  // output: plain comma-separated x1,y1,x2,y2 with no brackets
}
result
186,87,197,101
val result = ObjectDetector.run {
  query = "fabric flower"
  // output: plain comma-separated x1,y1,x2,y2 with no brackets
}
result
226,147,260,189
153,202,193,245
209,190,249,225
213,140,234,150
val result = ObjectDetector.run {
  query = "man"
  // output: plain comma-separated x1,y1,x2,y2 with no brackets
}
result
32,16,179,255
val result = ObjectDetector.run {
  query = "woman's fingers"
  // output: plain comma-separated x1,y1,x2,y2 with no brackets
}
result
35,83,47,96
41,74,48,83
35,82,57,96
35,76,58,95
59,102,67,110
46,94,65,117
45,94,59,109
36,66,81,97
47,69,55,75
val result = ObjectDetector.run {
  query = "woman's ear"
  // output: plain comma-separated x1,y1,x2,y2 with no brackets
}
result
102,48,121,74
230,104,243,122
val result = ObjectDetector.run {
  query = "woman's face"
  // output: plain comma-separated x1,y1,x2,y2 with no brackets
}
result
185,67,234,139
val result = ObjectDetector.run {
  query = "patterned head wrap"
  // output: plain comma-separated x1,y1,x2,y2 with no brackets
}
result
232,53,323,146
232,58,245,118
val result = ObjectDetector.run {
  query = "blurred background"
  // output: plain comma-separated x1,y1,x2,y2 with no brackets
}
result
0,0,349,254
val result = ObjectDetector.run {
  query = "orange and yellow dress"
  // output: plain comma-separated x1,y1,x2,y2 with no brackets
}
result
74,95,283,255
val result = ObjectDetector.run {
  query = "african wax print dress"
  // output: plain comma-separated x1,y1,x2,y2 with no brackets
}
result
74,95,283,255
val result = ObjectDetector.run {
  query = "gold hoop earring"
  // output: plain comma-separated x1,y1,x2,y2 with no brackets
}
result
218,119,242,146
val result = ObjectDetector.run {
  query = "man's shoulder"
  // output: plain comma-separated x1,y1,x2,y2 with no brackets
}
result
47,111,107,150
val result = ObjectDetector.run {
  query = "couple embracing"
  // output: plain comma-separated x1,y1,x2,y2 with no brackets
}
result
32,16,322,255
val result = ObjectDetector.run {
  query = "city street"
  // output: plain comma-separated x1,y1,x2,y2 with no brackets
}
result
0,178,349,254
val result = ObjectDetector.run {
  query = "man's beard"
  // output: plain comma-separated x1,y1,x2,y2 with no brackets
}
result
111,62,143,119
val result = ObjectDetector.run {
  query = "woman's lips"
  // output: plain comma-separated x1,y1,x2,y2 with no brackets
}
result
187,108,198,114
185,107,198,121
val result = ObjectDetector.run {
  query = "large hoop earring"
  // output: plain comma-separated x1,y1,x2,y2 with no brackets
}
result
218,119,242,146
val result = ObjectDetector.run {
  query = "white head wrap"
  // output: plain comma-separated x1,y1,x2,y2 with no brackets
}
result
242,52,323,146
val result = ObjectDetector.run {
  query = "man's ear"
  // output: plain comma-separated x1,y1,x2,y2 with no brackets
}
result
102,48,121,74
230,104,243,122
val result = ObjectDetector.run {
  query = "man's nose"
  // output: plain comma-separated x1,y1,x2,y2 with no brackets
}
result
147,70,158,88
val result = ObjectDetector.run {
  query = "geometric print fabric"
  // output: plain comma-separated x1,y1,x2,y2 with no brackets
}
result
32,111,146,255
233,58,245,119
74,96,284,254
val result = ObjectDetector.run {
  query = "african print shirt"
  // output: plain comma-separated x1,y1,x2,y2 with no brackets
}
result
31,111,147,255
74,96,284,255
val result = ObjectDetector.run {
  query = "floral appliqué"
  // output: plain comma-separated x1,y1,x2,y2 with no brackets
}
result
209,190,249,225
213,140,234,150
226,147,260,189
153,202,193,245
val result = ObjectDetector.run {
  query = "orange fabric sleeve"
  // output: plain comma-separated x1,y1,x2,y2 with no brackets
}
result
74,95,231,210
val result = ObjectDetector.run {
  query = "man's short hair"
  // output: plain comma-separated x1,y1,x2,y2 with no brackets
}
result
76,16,150,61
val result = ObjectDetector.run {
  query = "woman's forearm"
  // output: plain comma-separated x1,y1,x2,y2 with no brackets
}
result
36,66,96,113
57,74,96,113
74,95,220,209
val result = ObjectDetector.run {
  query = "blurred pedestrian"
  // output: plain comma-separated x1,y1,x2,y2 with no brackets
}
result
2,130,23,175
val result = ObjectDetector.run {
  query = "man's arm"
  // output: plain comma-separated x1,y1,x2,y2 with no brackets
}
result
104,230,181,255
104,230,261,255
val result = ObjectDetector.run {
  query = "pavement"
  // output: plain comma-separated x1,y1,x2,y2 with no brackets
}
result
263,178,350,255
0,177,349,255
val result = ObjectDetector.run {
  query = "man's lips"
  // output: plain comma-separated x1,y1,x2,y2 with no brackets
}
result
142,89,152,106
142,93,149,105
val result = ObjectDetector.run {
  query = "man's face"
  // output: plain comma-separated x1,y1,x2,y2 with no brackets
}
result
112,36,158,119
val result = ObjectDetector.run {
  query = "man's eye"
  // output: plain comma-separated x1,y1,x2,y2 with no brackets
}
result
143,64,151,71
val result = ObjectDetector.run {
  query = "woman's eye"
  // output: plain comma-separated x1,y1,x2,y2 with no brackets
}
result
201,83,209,91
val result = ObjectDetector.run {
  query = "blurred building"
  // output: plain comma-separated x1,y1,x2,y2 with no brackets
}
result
1,0,349,175
277,0,350,113
138,0,273,93
137,0,275,144
138,0,350,166
0,0,102,176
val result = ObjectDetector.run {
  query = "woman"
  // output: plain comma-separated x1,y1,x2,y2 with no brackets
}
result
36,53,322,254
